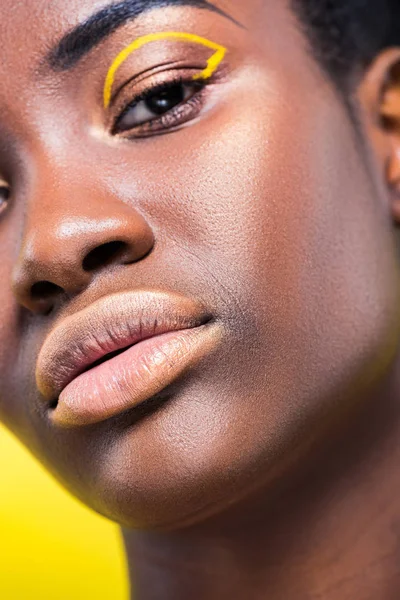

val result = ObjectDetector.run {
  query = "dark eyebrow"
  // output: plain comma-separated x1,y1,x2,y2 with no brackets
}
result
48,0,242,71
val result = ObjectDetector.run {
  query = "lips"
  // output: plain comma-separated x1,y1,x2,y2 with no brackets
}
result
36,291,222,427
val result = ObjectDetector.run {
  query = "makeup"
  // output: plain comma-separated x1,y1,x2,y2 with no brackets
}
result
36,291,222,427
103,31,227,108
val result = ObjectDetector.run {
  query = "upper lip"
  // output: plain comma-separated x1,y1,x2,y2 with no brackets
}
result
36,290,211,402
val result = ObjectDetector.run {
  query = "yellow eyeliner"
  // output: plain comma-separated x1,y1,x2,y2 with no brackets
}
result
103,32,227,108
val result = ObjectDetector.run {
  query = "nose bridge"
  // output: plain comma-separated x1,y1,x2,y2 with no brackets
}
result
12,152,155,313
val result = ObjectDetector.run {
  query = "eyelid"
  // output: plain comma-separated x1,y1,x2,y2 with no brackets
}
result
104,32,227,108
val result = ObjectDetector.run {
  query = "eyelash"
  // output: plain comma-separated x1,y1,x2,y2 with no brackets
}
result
111,75,212,138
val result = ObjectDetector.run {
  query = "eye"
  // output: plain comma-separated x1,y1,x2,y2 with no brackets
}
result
0,184,10,214
113,79,205,135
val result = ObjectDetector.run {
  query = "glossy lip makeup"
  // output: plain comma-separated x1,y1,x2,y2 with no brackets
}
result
103,31,227,107
36,291,223,427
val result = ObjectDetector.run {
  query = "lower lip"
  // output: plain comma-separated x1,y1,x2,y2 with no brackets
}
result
51,324,221,427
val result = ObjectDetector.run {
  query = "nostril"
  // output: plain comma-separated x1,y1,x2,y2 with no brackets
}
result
82,241,129,272
31,281,63,300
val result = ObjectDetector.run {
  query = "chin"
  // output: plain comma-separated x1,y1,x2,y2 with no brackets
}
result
40,380,275,531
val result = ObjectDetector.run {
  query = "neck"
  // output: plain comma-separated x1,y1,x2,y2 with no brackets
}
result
122,366,400,600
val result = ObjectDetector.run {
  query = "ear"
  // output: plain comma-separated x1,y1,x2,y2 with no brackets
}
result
358,48,400,224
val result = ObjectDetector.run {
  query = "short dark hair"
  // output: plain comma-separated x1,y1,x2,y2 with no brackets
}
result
293,0,400,84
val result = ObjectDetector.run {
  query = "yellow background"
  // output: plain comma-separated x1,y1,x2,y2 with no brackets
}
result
0,424,129,599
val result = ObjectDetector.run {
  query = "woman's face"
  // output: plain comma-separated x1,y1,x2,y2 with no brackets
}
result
0,0,399,529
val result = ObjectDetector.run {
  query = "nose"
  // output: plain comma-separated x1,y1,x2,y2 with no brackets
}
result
12,178,155,314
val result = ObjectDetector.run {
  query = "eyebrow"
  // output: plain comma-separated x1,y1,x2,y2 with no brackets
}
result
48,0,242,71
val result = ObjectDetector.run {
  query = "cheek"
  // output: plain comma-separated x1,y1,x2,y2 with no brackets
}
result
130,66,400,409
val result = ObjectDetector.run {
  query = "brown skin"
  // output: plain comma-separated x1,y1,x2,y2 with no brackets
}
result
1,0,400,597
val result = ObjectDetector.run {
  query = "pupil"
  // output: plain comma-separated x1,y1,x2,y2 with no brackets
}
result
146,84,185,115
